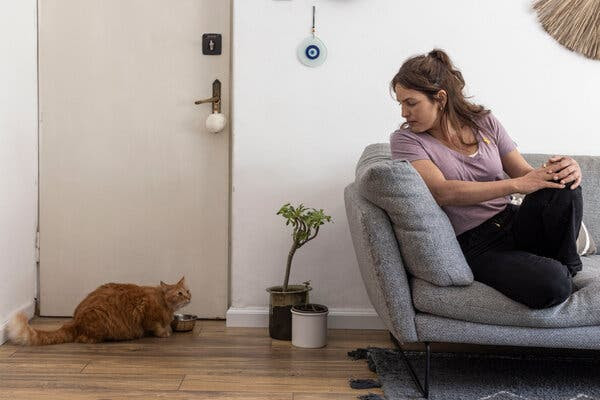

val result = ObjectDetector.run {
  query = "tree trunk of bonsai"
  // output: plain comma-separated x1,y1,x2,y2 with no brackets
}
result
283,242,298,292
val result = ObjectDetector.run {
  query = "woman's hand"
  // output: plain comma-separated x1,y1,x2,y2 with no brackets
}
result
544,155,582,189
514,166,565,194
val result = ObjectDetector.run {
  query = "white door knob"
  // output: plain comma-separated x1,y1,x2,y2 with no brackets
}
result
206,113,226,134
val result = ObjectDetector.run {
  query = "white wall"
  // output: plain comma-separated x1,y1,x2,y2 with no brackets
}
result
230,0,600,326
0,0,38,343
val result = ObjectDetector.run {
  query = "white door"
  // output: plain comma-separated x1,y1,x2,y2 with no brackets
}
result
39,0,230,318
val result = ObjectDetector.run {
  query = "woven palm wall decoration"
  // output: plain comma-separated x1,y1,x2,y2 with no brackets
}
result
533,0,600,60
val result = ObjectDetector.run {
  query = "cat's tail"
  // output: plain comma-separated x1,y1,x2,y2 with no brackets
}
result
8,312,76,346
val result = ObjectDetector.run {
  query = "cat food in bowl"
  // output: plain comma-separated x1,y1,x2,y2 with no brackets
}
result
171,314,197,332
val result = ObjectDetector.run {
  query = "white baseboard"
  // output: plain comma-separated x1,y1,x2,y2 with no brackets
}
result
1,301,36,345
226,307,386,330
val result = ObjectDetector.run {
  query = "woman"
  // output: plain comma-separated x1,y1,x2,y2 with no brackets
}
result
389,49,583,309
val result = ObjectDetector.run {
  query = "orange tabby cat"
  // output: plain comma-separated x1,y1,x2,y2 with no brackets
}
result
8,277,191,345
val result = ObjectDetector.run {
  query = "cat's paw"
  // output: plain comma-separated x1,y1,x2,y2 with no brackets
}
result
154,326,172,338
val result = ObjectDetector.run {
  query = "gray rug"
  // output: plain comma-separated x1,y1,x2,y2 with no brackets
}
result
354,348,600,400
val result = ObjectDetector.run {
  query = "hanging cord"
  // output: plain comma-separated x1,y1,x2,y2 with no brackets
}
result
312,6,316,37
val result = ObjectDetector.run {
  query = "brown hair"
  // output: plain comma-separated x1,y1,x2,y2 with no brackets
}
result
390,49,489,147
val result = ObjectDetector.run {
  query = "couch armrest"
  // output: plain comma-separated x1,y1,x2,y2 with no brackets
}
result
344,183,418,343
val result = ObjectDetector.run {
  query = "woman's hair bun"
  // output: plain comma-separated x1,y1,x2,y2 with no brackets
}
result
428,49,451,66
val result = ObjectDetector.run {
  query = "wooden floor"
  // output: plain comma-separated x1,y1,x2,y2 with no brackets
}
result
3,318,597,399
0,317,394,400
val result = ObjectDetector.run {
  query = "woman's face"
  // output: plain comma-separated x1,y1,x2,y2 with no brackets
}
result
394,85,441,133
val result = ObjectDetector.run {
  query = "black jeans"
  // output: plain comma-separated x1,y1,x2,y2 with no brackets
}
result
457,185,583,309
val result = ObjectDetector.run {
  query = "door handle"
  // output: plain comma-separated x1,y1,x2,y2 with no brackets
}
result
194,79,221,113
194,79,226,133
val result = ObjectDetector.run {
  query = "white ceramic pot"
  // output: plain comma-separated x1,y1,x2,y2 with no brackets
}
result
291,304,328,348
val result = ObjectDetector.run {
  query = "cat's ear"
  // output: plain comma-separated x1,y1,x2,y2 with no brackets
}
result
160,281,168,290
177,276,185,286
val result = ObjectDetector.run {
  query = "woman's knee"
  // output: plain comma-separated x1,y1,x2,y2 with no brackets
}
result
530,185,581,203
554,184,582,203
526,186,582,221
527,269,572,309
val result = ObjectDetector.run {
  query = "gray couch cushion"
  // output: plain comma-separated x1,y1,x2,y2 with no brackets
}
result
412,255,600,328
355,143,473,286
415,314,600,349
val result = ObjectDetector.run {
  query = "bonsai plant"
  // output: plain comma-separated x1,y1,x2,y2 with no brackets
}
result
266,203,333,340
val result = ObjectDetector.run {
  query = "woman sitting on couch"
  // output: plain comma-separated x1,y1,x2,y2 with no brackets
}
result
389,49,583,309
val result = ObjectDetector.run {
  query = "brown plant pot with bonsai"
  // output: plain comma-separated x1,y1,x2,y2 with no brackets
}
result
267,203,332,340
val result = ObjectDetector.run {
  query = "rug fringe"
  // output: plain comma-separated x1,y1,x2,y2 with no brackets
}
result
357,393,385,400
348,348,369,360
349,378,382,389
367,354,377,373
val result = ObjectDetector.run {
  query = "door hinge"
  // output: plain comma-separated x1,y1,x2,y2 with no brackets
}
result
35,231,40,263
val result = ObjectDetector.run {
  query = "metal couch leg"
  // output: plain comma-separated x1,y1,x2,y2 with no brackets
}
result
399,341,430,398
390,334,431,398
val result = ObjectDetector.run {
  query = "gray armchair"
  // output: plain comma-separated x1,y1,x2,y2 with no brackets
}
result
344,144,600,398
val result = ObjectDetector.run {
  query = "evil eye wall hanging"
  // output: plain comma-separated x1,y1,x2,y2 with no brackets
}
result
297,6,327,67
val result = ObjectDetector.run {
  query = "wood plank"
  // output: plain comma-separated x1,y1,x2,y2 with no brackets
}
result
0,357,88,373
9,336,214,357
10,340,368,362
11,345,358,360
0,346,17,358
0,373,184,391
180,374,357,393
0,389,292,400
81,357,376,378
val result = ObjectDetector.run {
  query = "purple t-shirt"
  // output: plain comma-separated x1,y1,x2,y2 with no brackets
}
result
390,112,517,236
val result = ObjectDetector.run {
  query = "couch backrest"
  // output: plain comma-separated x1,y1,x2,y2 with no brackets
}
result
523,154,600,246
354,143,474,286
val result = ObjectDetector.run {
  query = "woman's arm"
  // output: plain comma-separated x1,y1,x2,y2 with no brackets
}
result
502,149,583,189
411,159,565,206
501,149,534,178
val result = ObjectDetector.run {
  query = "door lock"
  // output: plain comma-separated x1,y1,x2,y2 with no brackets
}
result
202,33,222,55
